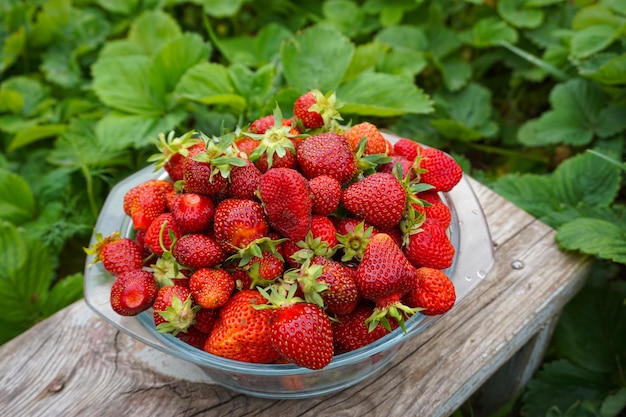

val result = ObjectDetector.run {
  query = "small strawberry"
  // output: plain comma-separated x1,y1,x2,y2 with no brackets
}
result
147,130,205,182
85,232,143,276
258,167,312,241
416,190,451,229
144,213,182,257
259,283,334,370
297,132,358,185
170,192,215,235
189,268,235,309
124,180,169,232
356,233,417,331
172,233,226,270
308,175,341,215
342,172,407,229
109,269,158,316
414,147,463,192
293,90,342,130
332,303,397,354
244,250,285,289
213,199,270,253
153,285,198,335
393,138,423,162
205,289,280,364
403,217,455,270
403,267,456,316
226,160,262,201
378,155,415,179
345,122,391,155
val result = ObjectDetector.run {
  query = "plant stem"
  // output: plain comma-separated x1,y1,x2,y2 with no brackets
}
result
499,41,568,82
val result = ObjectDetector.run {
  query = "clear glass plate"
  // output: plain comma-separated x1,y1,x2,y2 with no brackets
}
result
83,133,494,398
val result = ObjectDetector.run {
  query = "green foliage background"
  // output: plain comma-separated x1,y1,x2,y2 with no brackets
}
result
1,0,625,415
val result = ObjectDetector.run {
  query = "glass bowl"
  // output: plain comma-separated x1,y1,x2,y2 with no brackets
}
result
83,133,494,399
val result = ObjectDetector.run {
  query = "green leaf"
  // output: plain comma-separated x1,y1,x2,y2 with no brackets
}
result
556,218,626,263
429,119,483,140
0,90,23,114
600,387,626,417
343,41,389,82
553,151,621,207
572,4,622,30
337,72,433,117
322,0,366,38
95,110,187,150
0,221,53,323
8,124,67,151
95,0,142,15
376,47,428,82
579,53,626,85
176,62,246,110
1,27,25,73
41,273,83,317
470,17,519,48
0,169,36,225
191,0,246,17
498,0,545,29
570,24,621,59
434,56,472,91
127,9,181,55
281,25,354,93
92,55,164,115
525,0,564,6
374,25,429,51
551,285,626,373
521,360,618,417
228,63,276,118
432,82,494,131
1,76,52,118
423,25,463,59
492,173,558,222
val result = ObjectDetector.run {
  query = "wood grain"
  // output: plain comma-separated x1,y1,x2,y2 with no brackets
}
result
0,180,591,417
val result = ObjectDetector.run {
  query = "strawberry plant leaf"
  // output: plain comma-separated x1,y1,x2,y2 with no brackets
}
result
433,56,472,92
1,26,25,73
374,25,428,51
1,76,52,118
214,23,292,68
572,4,622,30
424,25,463,60
498,0,545,29
176,62,246,111
525,0,565,6
8,124,68,152
570,24,621,59
337,72,433,116
579,53,626,85
551,282,626,374
228,63,276,120
469,17,519,48
556,218,626,264
41,272,83,317
344,41,389,82
322,0,368,38
377,47,427,82
281,25,354,92
552,151,621,207
127,9,182,55
492,173,558,222
0,220,52,323
190,0,246,17
0,169,36,225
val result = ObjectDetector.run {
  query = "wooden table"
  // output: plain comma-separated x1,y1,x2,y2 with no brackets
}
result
0,178,591,417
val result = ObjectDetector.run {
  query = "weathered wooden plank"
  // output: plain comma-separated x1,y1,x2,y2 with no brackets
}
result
0,180,591,417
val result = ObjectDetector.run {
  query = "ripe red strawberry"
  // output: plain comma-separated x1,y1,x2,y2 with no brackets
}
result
403,267,456,316
416,190,451,229
189,268,235,309
393,138,423,162
245,250,285,288
234,136,259,158
182,144,230,195
335,218,375,262
332,303,397,354
345,122,391,155
124,180,169,232
170,192,215,235
148,130,205,182
144,213,182,256
309,256,358,315
415,147,463,192
342,172,407,229
226,160,262,201
293,90,341,130
109,269,158,316
356,233,417,331
192,307,220,334
205,289,280,363
378,155,415,179
249,114,297,134
308,175,341,215
85,232,143,276
176,326,209,350
172,233,226,269
258,168,312,241
309,215,338,248
213,199,270,252
153,285,198,335
297,132,358,185
403,217,455,270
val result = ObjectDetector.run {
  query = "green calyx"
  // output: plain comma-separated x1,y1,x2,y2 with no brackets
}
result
147,130,198,171
193,130,247,180
283,259,327,309
84,231,121,263
227,236,287,267
308,89,344,127
151,255,188,288
335,221,374,262
244,104,298,169
254,280,304,310
365,302,421,333
290,230,337,264
155,294,200,336
355,137,392,175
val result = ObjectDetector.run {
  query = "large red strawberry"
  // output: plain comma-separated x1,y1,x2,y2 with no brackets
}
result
205,289,280,363
258,167,312,241
308,175,341,215
297,132,358,185
85,232,143,276
170,192,215,235
189,268,235,309
345,122,391,155
342,172,407,229
403,217,455,270
293,90,341,130
109,269,158,316
309,256,358,315
172,233,226,270
415,147,463,192
124,180,170,232
226,160,262,201
213,199,270,253
355,233,417,331
403,267,456,316
153,285,198,335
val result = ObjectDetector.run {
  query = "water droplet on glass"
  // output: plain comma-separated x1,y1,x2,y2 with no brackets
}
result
477,270,487,279
471,209,479,215
511,260,524,270
464,276,472,282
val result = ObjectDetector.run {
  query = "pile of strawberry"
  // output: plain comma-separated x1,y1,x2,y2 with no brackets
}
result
86,90,464,371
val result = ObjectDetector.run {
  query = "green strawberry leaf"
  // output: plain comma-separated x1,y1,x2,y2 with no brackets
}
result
433,56,472,92
41,272,84,317
8,123,67,151
376,47,428,82
579,53,626,85
228,63,276,119
498,0,545,29
0,220,52,323
468,17,519,48
551,284,626,374
126,9,182,56
525,0,564,6
570,24,622,59
492,173,559,223
337,72,433,116
190,0,246,17
556,218,626,264
281,25,354,93
344,41,389,82
423,25,463,60
374,25,429,51
176,62,246,111
212,23,292,67
1,26,25,73
1,76,52,118
0,169,36,225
